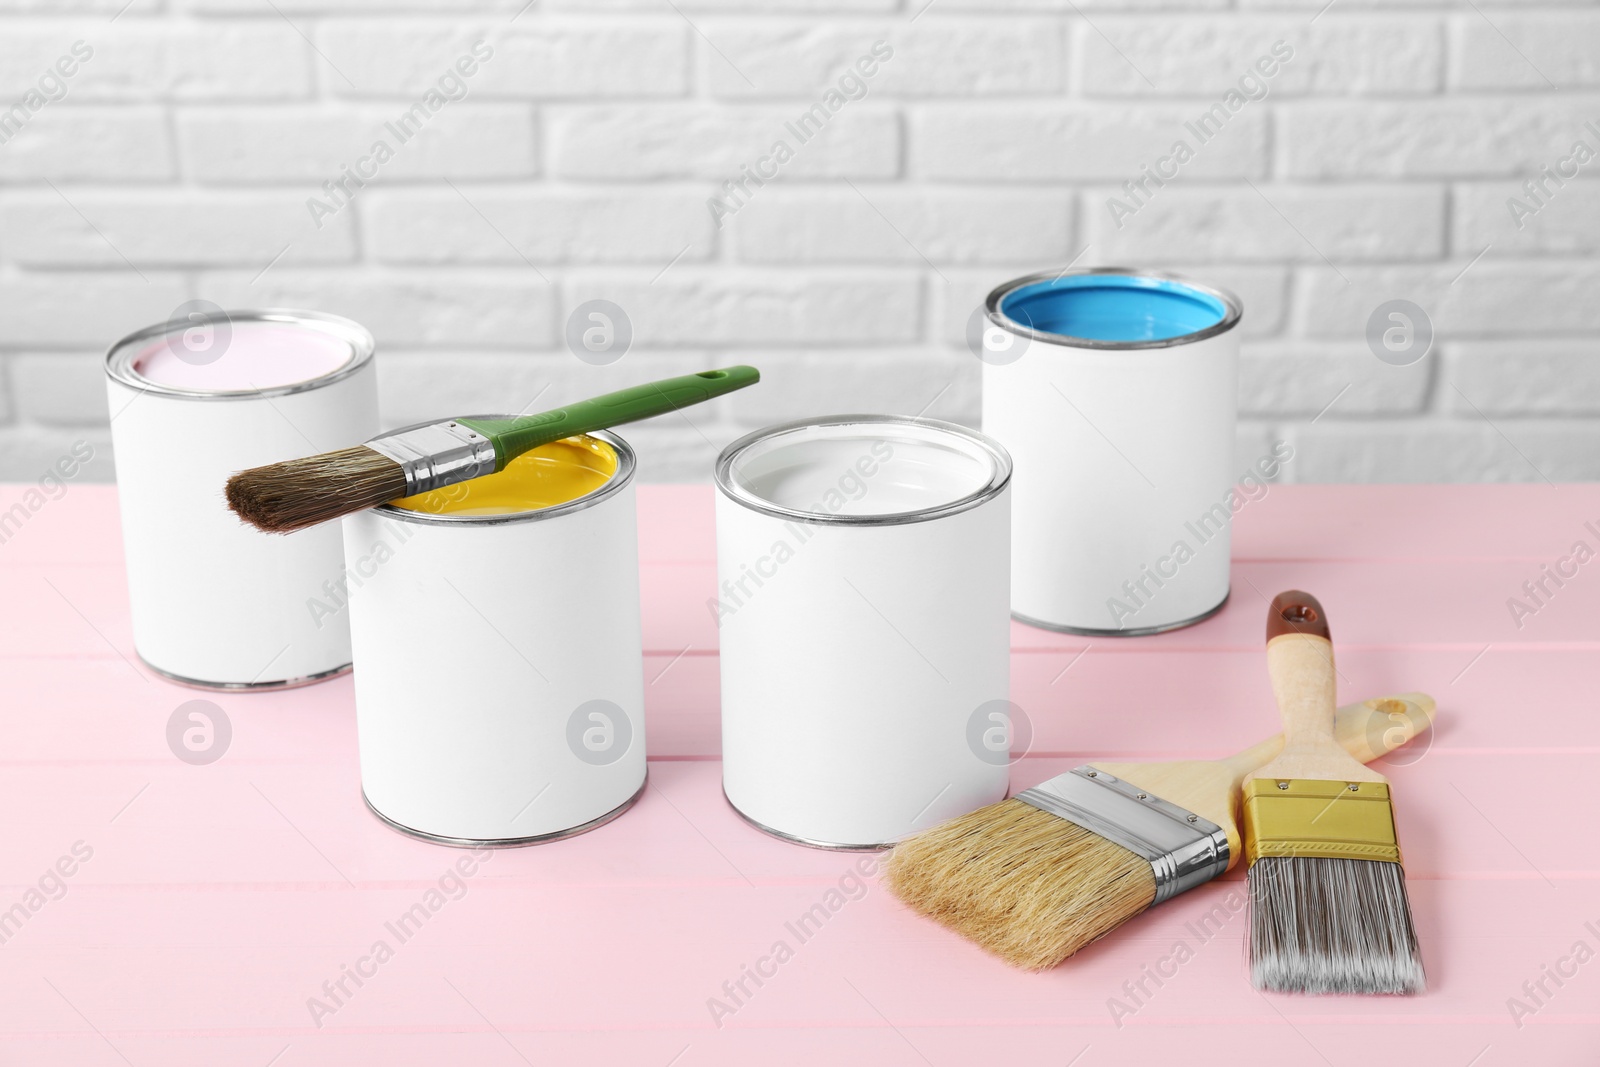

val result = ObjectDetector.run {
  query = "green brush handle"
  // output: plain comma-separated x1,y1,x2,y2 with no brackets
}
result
457,366,759,470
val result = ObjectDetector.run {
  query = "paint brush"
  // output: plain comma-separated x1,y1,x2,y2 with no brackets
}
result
226,366,760,533
1244,590,1425,994
882,691,1436,971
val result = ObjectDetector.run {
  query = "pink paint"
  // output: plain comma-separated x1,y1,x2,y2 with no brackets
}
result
131,321,354,391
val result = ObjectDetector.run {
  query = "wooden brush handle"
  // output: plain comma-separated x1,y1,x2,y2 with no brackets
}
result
1259,591,1384,783
1221,693,1435,776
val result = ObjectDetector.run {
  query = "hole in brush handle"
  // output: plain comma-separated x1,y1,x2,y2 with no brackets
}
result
1267,590,1331,642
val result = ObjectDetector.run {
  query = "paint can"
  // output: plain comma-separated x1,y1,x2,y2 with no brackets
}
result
713,415,1013,850
104,309,380,689
346,430,647,846
981,268,1242,635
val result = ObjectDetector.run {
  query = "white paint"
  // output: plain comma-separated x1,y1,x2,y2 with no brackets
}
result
715,417,1012,848
725,422,995,518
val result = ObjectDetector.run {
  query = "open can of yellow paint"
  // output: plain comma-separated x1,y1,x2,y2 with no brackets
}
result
344,426,647,846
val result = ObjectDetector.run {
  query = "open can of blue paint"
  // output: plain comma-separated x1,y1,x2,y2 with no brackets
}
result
981,268,1243,635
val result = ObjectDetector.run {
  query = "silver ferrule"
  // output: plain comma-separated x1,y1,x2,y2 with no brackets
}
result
367,421,499,496
1016,766,1230,905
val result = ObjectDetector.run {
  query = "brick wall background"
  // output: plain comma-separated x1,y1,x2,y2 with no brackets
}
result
2,1,1597,485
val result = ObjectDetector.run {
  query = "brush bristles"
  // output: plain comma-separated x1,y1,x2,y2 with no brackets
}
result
225,445,408,533
883,798,1156,970
1248,856,1425,994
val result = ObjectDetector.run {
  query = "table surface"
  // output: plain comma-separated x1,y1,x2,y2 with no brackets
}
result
3,483,1597,1066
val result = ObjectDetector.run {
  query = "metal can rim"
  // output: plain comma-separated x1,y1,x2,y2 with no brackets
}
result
714,414,1012,527
985,267,1243,351
371,425,636,528
103,308,377,401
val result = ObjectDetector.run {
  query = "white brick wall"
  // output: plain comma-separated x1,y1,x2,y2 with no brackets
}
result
1,1,1595,484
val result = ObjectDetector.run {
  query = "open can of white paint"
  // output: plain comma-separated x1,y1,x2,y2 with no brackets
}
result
714,415,1013,850
981,268,1242,635
345,429,646,846
105,309,380,689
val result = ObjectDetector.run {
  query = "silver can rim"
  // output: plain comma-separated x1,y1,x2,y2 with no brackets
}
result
104,308,377,401
370,425,636,528
714,414,1013,528
985,267,1243,351
362,778,647,849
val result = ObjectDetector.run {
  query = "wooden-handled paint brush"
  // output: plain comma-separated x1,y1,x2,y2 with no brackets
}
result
226,366,760,533
1244,590,1425,994
882,692,1437,971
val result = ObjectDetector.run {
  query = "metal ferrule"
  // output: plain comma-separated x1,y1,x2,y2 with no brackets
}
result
1017,766,1231,906
1241,778,1402,866
367,421,500,496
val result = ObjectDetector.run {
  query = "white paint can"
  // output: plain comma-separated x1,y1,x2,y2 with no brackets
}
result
345,430,647,846
104,309,380,689
713,415,1013,850
981,269,1243,635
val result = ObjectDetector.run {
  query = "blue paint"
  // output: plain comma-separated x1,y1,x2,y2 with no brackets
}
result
1000,274,1228,344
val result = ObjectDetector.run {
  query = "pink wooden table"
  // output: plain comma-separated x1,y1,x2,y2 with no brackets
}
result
3,483,1597,1065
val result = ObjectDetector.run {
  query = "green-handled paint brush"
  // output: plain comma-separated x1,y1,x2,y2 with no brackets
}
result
1244,590,1425,994
227,366,760,533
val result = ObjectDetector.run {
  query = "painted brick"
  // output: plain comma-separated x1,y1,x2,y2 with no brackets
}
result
0,108,172,181
1286,421,1600,483
178,107,537,183
1297,261,1600,338
726,349,979,426
0,193,356,268
375,350,712,428
7,354,103,425
551,0,897,9
1280,99,1600,178
913,105,1268,180
1090,184,1444,262
0,0,125,10
182,0,514,9
1079,16,1441,96
365,190,713,264
1455,180,1600,255
0,23,312,101
317,21,689,99
731,190,1073,265
1239,342,1433,417
0,273,188,347
607,422,726,483
563,272,921,346
0,426,114,484
197,270,557,348
1452,13,1600,90
1445,342,1600,416
550,106,901,181
704,23,1064,98
941,0,1229,8
1234,423,1283,483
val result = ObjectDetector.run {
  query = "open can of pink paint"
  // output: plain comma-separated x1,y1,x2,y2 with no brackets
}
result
105,308,380,689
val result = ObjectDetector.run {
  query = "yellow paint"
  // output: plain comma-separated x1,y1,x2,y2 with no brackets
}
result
393,435,618,517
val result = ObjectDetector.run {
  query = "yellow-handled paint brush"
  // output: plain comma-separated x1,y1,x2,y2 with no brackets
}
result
882,691,1436,971
1244,590,1425,994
